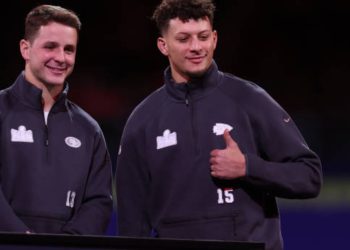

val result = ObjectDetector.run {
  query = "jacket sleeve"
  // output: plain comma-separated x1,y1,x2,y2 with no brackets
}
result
0,188,31,232
61,130,113,235
0,107,31,233
115,122,152,237
243,87,322,199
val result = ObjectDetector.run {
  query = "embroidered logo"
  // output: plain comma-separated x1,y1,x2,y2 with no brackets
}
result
283,117,291,123
66,190,76,208
156,129,177,149
11,125,34,143
213,123,233,136
65,137,81,148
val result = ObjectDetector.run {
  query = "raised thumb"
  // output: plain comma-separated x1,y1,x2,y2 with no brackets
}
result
223,130,235,148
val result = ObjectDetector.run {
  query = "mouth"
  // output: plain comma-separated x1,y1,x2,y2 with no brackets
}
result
46,65,66,74
187,55,205,64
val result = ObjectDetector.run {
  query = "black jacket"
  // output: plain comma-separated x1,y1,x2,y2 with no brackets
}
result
0,73,113,235
116,62,322,250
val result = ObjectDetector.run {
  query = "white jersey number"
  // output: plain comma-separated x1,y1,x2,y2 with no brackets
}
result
217,188,234,204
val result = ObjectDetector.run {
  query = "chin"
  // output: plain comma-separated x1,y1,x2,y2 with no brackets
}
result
187,68,207,78
49,75,67,84
190,63,211,75
43,79,65,87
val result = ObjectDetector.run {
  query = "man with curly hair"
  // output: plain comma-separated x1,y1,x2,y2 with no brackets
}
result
116,1,322,249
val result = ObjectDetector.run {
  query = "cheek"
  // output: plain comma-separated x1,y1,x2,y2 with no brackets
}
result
30,51,52,63
206,42,216,51
66,55,76,65
168,44,186,55
171,49,188,62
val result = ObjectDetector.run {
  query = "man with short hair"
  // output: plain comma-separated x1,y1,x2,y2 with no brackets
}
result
0,4,112,235
116,1,322,249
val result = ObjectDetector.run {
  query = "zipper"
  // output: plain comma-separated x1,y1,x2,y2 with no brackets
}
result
43,111,49,147
44,124,49,146
185,88,189,107
185,85,199,154
43,111,50,163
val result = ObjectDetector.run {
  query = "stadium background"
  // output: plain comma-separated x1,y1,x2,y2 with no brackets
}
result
1,1,349,249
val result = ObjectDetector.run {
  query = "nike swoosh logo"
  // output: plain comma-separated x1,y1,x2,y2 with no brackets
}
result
283,117,291,123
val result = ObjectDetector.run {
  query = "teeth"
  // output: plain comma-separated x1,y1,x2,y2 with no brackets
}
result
47,65,65,70
49,67,65,71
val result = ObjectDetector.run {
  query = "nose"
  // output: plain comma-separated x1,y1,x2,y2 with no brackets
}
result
190,38,201,51
54,48,66,62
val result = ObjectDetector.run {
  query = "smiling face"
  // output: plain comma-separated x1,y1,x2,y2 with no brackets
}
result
20,21,78,93
157,16,217,83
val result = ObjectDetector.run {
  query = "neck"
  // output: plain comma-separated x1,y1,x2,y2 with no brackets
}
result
24,70,63,112
42,87,61,112
171,71,189,84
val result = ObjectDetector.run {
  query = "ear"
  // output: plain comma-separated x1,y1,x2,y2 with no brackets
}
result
212,30,218,50
157,37,169,56
19,39,30,60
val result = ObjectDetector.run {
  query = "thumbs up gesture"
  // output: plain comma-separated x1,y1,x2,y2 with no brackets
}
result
210,130,246,179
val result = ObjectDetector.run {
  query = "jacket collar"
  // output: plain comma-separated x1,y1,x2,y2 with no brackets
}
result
9,72,69,112
164,60,221,101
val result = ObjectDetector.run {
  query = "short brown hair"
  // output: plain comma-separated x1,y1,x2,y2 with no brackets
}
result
152,0,215,35
24,4,81,42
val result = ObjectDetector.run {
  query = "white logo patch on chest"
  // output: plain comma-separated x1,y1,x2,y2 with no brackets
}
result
11,125,34,143
65,137,81,148
213,123,233,135
156,129,177,149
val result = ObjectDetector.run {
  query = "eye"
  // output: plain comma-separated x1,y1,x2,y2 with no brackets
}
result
199,34,210,41
64,45,76,54
43,43,57,50
176,36,189,43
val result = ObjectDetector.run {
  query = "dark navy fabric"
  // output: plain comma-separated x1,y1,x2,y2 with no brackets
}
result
116,61,322,250
0,73,113,235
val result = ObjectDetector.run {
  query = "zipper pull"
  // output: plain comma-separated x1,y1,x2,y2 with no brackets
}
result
185,84,190,106
45,125,49,146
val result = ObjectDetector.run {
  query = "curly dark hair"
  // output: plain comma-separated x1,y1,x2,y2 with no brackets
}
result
152,0,216,34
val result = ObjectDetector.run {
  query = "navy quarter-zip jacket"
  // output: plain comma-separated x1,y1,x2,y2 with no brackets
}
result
0,72,113,235
116,61,322,250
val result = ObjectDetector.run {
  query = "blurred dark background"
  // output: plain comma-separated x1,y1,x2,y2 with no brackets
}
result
1,1,349,249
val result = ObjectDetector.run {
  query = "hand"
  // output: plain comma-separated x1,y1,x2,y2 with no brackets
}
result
210,130,246,179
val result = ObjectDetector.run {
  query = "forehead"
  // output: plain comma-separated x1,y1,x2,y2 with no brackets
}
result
166,16,212,35
32,22,78,45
